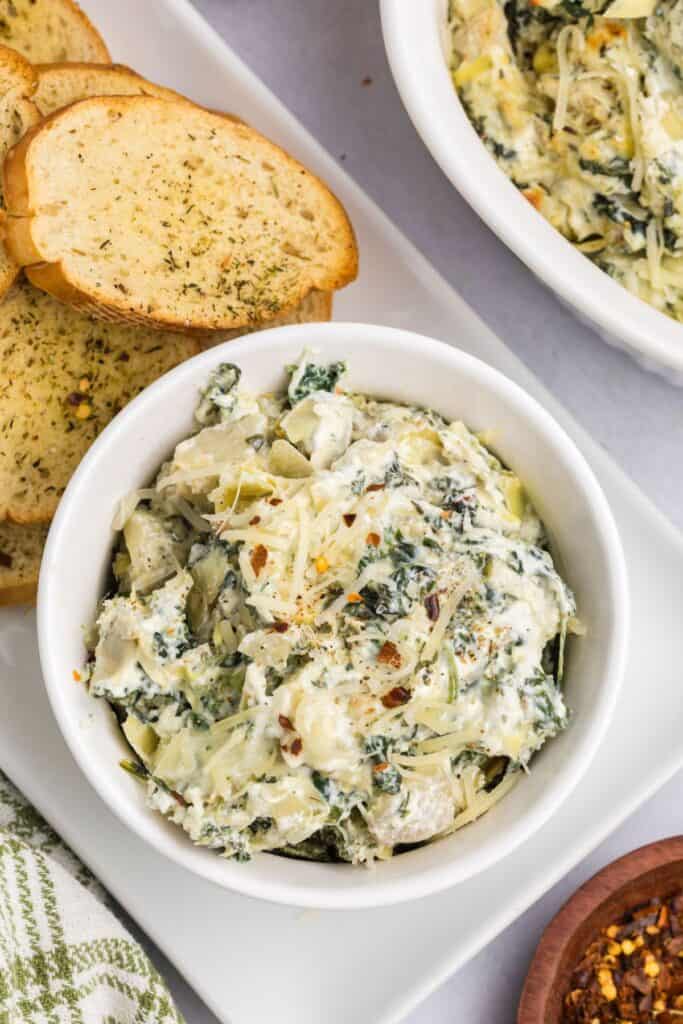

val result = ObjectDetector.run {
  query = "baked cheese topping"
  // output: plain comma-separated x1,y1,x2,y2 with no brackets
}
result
88,354,578,864
449,0,683,323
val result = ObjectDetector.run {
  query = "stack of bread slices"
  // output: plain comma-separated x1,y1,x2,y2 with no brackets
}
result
0,0,358,604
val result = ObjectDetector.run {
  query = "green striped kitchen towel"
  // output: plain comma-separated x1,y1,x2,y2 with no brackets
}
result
0,770,183,1023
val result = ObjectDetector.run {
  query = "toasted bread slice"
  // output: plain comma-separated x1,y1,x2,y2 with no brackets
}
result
0,520,49,605
200,288,334,350
34,62,188,116
0,278,200,524
0,45,39,297
4,96,358,333
0,0,109,62
33,61,244,123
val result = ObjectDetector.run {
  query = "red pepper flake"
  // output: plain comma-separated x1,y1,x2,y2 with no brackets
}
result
269,498,282,506
425,593,440,622
362,75,373,86
290,738,303,756
278,714,294,731
366,483,385,493
250,544,268,577
0,550,12,568
373,761,390,773
523,187,544,211
346,592,363,604
271,621,289,633
366,532,381,547
343,513,356,527
249,515,261,525
381,684,410,707
378,642,402,669
562,890,683,1024
72,669,82,683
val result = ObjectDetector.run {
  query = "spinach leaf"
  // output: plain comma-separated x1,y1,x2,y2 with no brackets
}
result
364,735,393,760
311,771,359,820
288,360,347,405
195,363,241,425
579,156,631,180
593,194,648,236
372,763,402,795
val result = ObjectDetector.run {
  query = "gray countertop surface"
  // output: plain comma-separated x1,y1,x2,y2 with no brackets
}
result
131,2,683,1021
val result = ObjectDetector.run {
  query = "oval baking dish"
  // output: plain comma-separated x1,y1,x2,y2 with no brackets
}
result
381,0,683,382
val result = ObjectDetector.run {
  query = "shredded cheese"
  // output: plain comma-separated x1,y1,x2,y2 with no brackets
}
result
90,356,576,865
554,26,584,134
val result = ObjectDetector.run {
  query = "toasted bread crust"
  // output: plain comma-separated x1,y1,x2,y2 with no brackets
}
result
0,45,40,299
25,261,89,305
0,582,37,605
4,96,358,333
0,521,49,606
0,248,21,297
4,115,38,220
0,40,38,89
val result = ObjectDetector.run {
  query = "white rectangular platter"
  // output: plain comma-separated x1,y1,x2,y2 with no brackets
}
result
1,2,682,1023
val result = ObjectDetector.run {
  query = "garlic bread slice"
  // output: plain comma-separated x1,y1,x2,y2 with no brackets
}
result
4,96,358,333
0,278,200,524
0,0,108,62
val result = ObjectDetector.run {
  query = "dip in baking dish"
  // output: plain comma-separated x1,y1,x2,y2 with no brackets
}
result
448,0,683,324
87,354,578,864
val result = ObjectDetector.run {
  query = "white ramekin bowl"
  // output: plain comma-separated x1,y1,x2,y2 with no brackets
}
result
38,323,628,909
380,0,683,382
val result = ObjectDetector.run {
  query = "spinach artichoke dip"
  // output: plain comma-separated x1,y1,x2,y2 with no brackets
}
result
448,0,683,322
87,354,578,865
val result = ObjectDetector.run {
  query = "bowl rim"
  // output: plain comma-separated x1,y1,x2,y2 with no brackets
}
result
379,0,683,377
517,835,683,1023
38,322,629,908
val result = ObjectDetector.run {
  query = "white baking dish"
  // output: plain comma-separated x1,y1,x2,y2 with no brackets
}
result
380,0,683,382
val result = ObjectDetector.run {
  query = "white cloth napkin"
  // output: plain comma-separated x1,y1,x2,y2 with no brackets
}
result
0,770,184,1023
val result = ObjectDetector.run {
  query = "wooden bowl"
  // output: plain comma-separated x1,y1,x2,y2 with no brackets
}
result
518,836,683,1023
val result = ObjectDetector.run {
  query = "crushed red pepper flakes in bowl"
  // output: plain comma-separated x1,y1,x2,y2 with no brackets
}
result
562,891,683,1024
